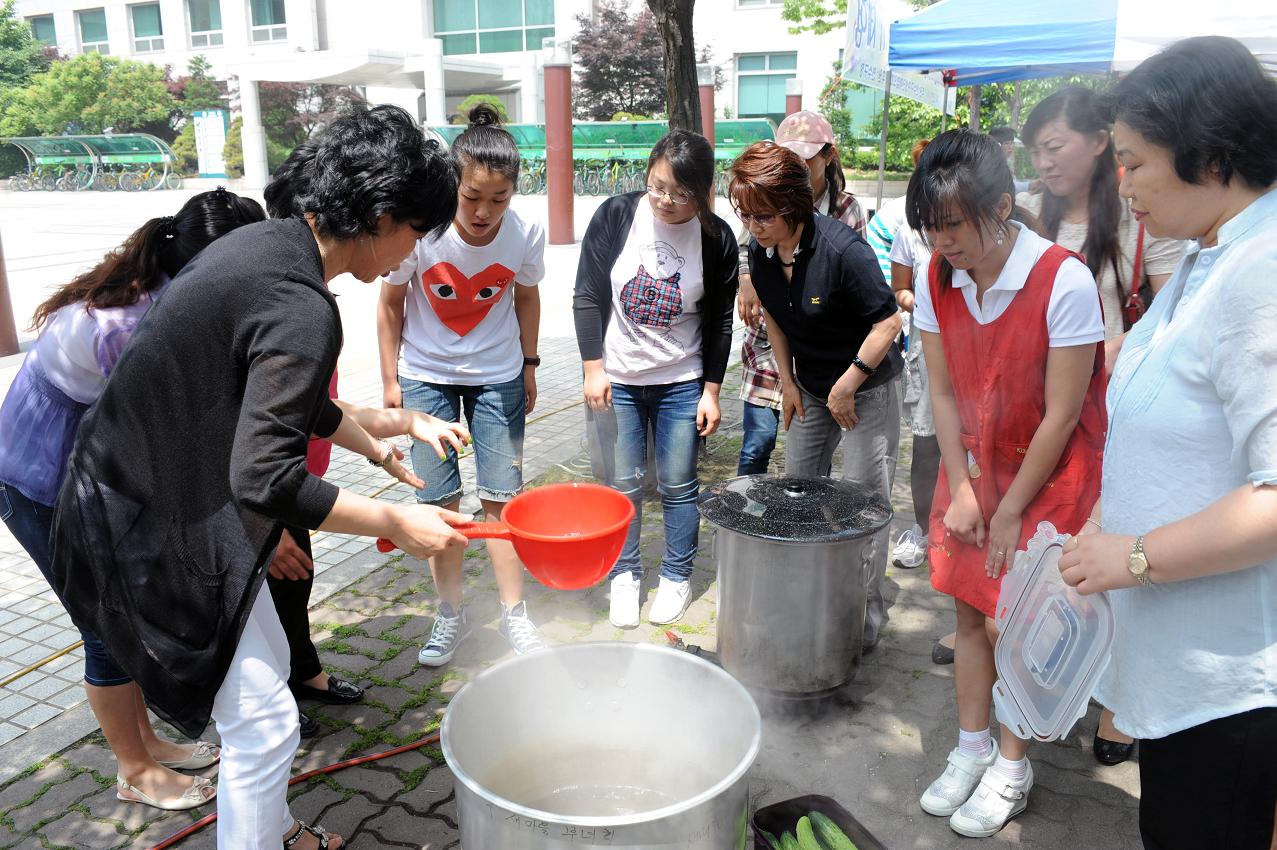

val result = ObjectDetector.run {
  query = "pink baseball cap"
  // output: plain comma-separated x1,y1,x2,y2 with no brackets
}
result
776,110,835,160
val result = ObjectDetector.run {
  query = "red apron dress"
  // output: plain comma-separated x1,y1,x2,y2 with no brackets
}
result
927,244,1106,617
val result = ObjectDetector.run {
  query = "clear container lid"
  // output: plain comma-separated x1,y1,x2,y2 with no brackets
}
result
696,474,892,543
993,522,1115,742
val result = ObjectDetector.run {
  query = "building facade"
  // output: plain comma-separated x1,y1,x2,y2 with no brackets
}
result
16,0,849,182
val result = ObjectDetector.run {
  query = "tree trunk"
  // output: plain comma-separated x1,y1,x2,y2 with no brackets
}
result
646,0,701,133
1009,81,1023,130
968,84,982,133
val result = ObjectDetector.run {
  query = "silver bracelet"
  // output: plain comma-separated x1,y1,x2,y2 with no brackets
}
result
1083,518,1103,532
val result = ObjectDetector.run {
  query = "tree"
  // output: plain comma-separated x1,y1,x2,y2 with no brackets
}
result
170,54,225,119
782,0,936,36
170,120,198,174
572,0,665,121
645,0,700,132
453,93,508,125
818,65,856,155
0,0,44,88
6,52,176,135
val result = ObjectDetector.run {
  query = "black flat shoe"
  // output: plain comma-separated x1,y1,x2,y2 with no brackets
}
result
1093,734,1136,765
291,676,365,705
298,712,320,739
931,638,955,665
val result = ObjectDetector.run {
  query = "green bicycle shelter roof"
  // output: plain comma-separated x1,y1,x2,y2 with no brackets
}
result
3,134,174,166
427,119,776,162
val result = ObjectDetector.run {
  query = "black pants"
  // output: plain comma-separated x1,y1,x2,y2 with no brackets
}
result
266,527,323,686
1139,706,1277,850
910,434,942,525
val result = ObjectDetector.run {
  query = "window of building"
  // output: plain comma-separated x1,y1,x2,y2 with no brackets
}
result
188,0,223,47
249,0,286,42
130,3,164,52
736,52,797,124
77,8,109,53
433,0,555,56
27,14,57,46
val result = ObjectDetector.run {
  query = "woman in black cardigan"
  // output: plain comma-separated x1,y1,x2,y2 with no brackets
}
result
573,130,738,629
51,106,467,850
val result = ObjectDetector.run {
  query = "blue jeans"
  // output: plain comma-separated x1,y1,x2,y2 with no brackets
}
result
593,380,702,582
737,401,780,476
400,373,526,505
0,482,131,686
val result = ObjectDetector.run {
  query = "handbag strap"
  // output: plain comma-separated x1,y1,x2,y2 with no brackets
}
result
1125,221,1146,308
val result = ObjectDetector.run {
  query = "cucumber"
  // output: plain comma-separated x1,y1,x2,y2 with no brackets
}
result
795,816,823,850
780,831,801,850
810,811,859,850
758,829,784,850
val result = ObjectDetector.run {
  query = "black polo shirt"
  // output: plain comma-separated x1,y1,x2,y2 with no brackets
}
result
748,212,902,399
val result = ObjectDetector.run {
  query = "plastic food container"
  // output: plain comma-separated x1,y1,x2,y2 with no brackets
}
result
993,522,1115,742
750,794,885,850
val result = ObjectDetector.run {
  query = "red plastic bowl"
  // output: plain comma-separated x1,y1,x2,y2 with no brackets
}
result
377,482,634,590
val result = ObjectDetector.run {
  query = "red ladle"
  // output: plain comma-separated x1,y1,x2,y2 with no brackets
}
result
376,482,635,590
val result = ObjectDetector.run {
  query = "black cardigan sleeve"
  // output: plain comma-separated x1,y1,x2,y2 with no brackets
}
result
699,218,740,384
229,280,341,530
572,199,622,362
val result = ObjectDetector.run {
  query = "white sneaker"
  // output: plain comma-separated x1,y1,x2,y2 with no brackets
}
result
609,572,641,628
499,600,547,655
920,741,999,817
648,577,692,625
892,524,928,569
417,604,471,667
950,758,1034,838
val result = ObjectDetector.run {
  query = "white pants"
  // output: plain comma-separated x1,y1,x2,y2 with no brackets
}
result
211,586,300,848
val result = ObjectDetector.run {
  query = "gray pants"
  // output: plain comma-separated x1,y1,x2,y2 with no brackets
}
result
784,379,901,648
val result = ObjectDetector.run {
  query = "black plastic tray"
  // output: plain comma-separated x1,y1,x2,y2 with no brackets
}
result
751,794,887,850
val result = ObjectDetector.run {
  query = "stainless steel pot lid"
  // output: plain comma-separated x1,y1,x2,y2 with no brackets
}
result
697,474,892,543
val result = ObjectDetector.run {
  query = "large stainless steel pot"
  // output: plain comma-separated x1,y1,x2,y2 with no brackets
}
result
441,642,761,849
698,475,892,696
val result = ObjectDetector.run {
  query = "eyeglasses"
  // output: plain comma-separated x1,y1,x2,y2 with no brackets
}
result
646,185,692,205
735,209,779,226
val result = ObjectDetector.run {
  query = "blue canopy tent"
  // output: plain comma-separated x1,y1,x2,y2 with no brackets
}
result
889,0,1277,85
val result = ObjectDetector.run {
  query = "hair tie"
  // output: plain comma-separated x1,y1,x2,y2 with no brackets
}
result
214,186,229,199
158,216,177,239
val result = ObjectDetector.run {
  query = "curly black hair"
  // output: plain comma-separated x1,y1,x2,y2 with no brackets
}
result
1101,36,1277,189
264,104,459,240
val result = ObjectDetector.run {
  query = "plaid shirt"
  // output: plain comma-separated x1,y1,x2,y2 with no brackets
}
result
738,191,865,410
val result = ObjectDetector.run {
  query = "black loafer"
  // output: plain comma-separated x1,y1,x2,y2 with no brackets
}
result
291,676,365,705
931,638,955,665
298,711,320,739
1093,735,1136,766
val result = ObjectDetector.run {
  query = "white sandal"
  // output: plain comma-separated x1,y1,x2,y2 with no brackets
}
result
158,740,221,770
116,775,216,811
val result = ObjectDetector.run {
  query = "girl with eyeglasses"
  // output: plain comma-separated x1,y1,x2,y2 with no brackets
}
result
573,130,739,628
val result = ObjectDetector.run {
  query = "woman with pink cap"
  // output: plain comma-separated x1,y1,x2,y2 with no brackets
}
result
735,110,867,477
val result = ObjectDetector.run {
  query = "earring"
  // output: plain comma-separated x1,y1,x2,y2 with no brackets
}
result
994,232,1005,246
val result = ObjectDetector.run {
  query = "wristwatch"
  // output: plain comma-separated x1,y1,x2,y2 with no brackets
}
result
523,355,541,368
367,440,394,469
1127,536,1153,587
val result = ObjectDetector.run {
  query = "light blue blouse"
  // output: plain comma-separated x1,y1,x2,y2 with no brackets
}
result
1095,189,1277,740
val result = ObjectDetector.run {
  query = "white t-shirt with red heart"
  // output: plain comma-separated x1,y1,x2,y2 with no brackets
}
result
386,208,545,385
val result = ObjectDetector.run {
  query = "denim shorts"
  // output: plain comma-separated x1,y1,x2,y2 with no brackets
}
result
399,373,526,506
0,481,132,687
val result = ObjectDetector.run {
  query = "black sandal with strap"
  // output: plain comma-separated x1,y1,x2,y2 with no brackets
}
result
284,820,342,849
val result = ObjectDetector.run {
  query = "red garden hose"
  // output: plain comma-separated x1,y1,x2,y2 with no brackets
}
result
147,732,443,850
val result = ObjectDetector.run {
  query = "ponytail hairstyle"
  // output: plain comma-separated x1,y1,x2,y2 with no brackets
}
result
452,102,521,185
263,104,458,241
1022,86,1122,285
904,130,1019,288
821,144,846,217
31,188,265,329
648,129,717,234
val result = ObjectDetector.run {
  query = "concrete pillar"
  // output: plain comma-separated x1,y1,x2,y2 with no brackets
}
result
423,38,448,126
785,78,803,117
519,56,540,123
238,79,271,189
544,58,573,245
0,232,18,356
697,63,715,146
